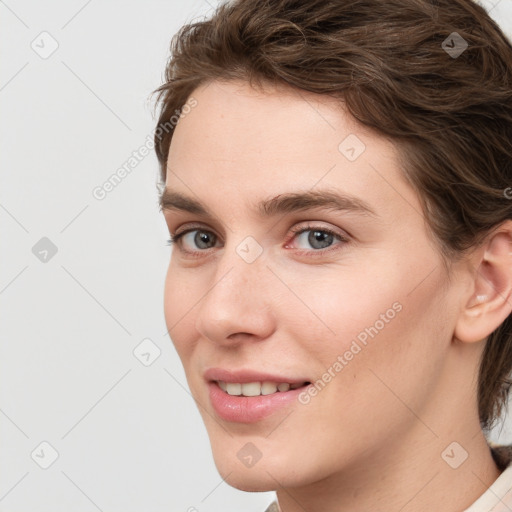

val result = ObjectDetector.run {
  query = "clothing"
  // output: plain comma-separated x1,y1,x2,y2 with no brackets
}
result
263,443,512,512
464,442,512,512
264,502,280,512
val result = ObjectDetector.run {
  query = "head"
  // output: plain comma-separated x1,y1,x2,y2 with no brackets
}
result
154,0,512,491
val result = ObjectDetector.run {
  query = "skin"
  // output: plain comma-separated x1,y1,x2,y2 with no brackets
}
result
161,79,512,512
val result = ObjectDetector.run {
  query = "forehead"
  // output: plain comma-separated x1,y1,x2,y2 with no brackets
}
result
169,79,363,159
164,79,419,224
169,81,370,167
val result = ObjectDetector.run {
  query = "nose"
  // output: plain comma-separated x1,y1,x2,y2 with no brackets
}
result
194,241,276,346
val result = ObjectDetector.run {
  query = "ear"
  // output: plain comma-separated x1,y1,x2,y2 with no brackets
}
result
454,220,512,344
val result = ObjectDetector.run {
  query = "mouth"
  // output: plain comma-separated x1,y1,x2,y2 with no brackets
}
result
206,378,313,423
214,380,311,396
203,368,313,423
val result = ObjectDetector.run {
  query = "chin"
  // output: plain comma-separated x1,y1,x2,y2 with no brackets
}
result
223,472,277,492
212,449,309,492
219,465,295,492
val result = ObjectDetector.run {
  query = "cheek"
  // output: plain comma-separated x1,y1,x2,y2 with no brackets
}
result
257,265,450,472
273,257,407,355
282,255,449,410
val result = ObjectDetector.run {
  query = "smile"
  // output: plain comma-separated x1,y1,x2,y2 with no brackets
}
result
217,380,309,396
208,380,312,423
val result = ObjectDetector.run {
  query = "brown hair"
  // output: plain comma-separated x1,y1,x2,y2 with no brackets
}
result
152,0,512,431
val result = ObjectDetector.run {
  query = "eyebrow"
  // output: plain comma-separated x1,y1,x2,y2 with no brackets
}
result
159,187,377,219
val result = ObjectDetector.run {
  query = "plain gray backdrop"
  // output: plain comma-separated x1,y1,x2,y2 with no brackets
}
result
1,1,512,511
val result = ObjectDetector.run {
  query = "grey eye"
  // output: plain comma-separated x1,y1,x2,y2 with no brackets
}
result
295,229,336,250
182,230,217,250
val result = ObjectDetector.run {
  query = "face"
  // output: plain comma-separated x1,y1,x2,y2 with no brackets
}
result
161,79,462,491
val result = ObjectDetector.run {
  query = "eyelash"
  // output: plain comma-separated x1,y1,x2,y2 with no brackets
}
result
165,223,349,258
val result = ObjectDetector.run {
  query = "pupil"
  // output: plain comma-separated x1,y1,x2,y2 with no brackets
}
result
197,231,214,248
309,230,332,249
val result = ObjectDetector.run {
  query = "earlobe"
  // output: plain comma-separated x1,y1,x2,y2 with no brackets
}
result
454,222,512,344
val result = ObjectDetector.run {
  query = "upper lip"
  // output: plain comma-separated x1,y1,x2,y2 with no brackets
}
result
204,367,310,384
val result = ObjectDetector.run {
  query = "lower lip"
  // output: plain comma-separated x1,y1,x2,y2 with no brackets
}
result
208,381,309,423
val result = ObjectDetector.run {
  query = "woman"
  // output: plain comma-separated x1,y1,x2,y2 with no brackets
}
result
153,0,512,510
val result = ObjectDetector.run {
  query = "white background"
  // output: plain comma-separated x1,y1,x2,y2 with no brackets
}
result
1,1,511,511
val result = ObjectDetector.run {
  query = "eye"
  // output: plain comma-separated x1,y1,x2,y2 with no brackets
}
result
167,227,219,254
166,223,349,257
286,223,348,254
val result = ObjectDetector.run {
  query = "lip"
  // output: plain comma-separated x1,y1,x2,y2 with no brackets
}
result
204,367,311,423
203,367,309,385
207,381,310,423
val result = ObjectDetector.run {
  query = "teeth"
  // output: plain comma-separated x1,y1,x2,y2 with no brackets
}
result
226,383,242,395
261,382,278,395
217,380,305,396
241,382,261,396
